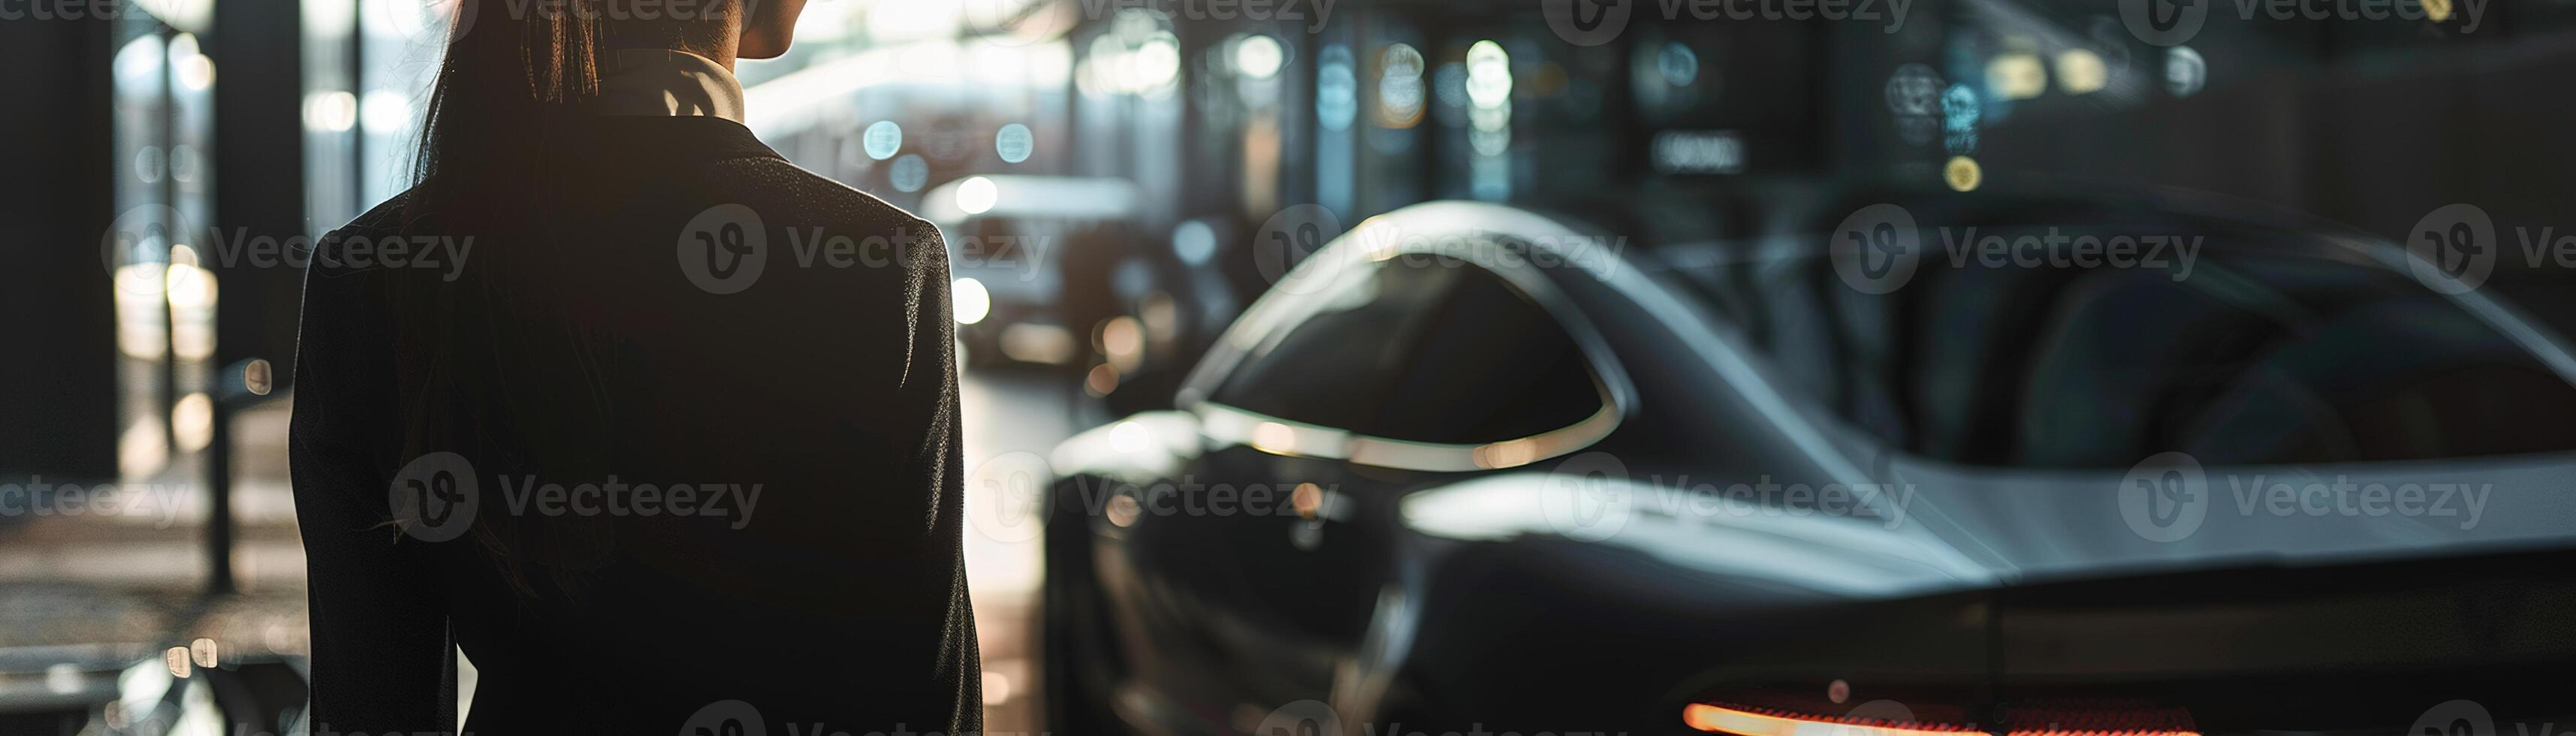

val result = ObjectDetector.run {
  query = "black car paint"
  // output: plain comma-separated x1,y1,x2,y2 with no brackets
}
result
1037,201,2576,736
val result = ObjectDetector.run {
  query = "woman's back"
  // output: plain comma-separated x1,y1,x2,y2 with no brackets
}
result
291,110,979,734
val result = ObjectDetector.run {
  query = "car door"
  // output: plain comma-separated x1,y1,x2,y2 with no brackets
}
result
1105,242,1629,731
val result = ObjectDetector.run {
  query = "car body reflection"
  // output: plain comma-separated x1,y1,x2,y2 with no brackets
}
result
1039,198,2576,736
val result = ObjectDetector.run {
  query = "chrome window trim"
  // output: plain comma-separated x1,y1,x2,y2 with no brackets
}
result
1177,202,1639,472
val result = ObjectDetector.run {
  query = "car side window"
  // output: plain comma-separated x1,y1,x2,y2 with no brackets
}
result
1663,234,2576,468
1211,254,1606,445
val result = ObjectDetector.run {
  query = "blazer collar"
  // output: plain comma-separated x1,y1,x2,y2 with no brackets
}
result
597,49,748,124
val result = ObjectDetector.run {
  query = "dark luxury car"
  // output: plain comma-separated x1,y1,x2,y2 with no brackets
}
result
1036,196,2576,736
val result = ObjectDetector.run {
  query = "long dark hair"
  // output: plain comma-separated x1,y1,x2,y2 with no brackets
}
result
395,0,738,597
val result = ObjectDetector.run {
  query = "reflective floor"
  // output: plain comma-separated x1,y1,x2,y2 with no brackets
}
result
0,363,1084,728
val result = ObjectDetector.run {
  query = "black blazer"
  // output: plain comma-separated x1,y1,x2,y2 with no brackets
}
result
289,116,979,734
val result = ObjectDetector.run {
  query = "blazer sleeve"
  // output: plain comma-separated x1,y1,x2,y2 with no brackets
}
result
288,235,459,733
897,219,984,736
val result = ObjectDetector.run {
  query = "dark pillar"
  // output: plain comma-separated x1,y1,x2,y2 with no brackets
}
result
204,0,306,594
0,12,121,482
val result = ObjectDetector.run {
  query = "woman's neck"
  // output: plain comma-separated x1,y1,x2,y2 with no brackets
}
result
606,34,739,71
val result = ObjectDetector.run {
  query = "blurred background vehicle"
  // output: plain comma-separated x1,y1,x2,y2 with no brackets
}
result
918,175,1136,368
8,0,2576,732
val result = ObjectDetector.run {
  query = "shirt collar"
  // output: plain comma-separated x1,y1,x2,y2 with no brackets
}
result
596,49,747,124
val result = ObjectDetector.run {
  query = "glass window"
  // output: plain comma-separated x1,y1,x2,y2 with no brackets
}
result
1657,222,2576,469
301,0,451,236
1213,253,1603,445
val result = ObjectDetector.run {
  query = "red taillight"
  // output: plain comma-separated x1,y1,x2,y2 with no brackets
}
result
1684,703,1978,736
1683,702,2200,736
1995,703,2200,736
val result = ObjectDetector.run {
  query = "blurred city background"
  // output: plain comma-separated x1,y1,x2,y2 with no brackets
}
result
7,0,2576,732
